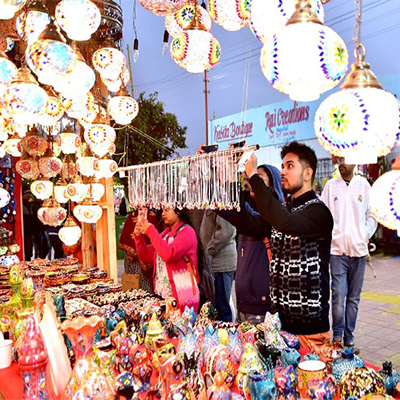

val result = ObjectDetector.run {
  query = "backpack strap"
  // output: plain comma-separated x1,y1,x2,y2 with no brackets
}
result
264,237,271,263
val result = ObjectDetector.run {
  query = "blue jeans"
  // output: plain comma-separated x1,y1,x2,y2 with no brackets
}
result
214,272,235,322
330,254,367,344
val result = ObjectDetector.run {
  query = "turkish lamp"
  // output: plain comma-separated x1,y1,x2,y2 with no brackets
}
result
260,0,348,101
19,125,48,157
87,180,104,201
16,0,50,44
55,0,101,41
208,0,249,31
54,179,69,204
73,198,102,223
37,86,65,127
0,0,27,19
56,125,81,154
138,0,187,16
60,91,95,119
66,174,87,202
77,146,99,177
16,153,40,180
4,132,21,157
95,157,118,179
250,0,324,44
314,45,400,163
58,216,81,245
38,146,62,178
37,197,67,227
0,50,17,92
370,155,400,235
26,17,76,87
101,67,130,93
92,36,126,81
107,84,139,125
170,5,221,73
165,2,212,38
84,108,116,148
61,154,77,181
8,241,20,254
31,177,53,200
2,66,48,125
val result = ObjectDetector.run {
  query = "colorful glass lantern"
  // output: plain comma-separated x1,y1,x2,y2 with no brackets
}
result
77,147,99,177
78,104,98,128
107,142,116,156
37,89,65,127
87,181,104,201
0,50,17,92
16,156,40,180
66,174,87,202
0,188,10,208
138,0,187,16
250,0,324,44
26,18,76,87
95,157,118,179
2,66,48,125
19,126,48,157
60,91,95,119
208,0,249,31
370,157,400,233
84,109,116,146
101,67,130,93
59,216,81,245
4,132,21,156
260,0,348,102
0,0,27,19
38,148,63,178
73,199,102,223
54,180,68,204
170,12,221,73
37,197,67,227
31,178,53,200
92,37,126,81
57,126,81,154
55,0,101,41
61,154,77,180
314,60,400,165
165,2,212,38
16,0,50,44
107,85,139,125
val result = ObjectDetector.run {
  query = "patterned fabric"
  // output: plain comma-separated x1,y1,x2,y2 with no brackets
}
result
154,232,173,298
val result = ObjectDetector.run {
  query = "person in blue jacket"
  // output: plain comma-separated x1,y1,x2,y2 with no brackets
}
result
221,164,284,325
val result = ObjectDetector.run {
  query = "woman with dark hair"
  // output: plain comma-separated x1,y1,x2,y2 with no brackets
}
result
134,207,200,312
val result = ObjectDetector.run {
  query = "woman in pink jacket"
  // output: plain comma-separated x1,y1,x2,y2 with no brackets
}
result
134,208,200,313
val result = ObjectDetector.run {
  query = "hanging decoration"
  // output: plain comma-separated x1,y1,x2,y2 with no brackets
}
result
101,67,130,93
37,197,67,227
208,0,250,31
31,178,53,200
107,84,139,125
37,87,65,127
54,180,69,204
250,0,324,44
73,199,102,223
66,174,88,202
170,2,221,74
4,132,21,157
16,155,40,180
38,147,63,178
0,49,17,92
96,157,117,179
138,0,187,16
165,1,212,38
314,0,400,164
58,216,81,245
260,0,348,102
0,0,27,19
57,126,81,155
19,126,48,157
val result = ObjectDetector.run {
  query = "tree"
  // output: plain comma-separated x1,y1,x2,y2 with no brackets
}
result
114,92,187,168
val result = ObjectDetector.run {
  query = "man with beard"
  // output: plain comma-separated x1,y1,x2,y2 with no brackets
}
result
244,141,333,348
321,157,377,351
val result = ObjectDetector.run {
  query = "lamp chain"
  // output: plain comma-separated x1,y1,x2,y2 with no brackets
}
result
352,0,366,61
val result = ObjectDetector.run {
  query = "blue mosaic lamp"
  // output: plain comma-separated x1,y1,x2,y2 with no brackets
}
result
0,50,17,91
260,0,348,102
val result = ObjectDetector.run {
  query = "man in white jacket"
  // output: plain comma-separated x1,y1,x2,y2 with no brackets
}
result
321,157,377,349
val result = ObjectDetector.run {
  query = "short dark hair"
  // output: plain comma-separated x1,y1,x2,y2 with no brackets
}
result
281,141,317,182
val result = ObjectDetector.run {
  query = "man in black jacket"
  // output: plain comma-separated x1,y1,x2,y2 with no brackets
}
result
244,141,334,349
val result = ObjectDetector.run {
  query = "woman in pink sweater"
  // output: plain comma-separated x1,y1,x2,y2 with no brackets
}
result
134,208,200,313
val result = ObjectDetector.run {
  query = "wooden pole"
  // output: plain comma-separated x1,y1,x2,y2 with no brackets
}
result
204,70,209,145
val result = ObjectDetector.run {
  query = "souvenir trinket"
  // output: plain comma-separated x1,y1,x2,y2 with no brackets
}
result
236,343,263,396
378,361,400,396
331,346,365,383
246,370,277,400
129,344,153,393
274,365,298,400
297,360,327,399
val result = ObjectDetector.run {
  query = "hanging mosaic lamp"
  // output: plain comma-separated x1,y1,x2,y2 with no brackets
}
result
95,157,118,179
92,36,126,81
73,198,102,223
208,0,249,31
38,146,63,178
0,0,27,19
107,84,139,125
314,0,400,164
37,197,67,227
77,146,99,177
370,156,400,234
170,3,221,73
87,180,104,201
54,179,69,204
31,177,53,200
0,49,17,93
55,0,101,41
57,125,81,154
250,0,324,44
0,188,10,208
16,154,40,180
54,42,95,96
19,125,48,157
37,87,65,127
165,1,212,38
61,154,77,180
66,173,87,202
58,216,81,245
26,17,76,87
2,66,48,125
101,67,130,93
84,107,116,147
138,0,187,16
60,91,95,119
16,0,50,44
260,0,348,102
77,103,99,128
4,131,21,156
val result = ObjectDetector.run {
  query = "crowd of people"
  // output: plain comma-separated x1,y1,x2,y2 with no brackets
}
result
120,140,377,350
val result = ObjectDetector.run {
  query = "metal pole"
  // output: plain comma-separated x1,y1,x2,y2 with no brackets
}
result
204,70,209,145
126,44,134,96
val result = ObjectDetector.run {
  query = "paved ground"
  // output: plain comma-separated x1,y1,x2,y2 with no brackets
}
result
117,254,400,369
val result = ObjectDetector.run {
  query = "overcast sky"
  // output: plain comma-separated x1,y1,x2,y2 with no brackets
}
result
121,0,400,155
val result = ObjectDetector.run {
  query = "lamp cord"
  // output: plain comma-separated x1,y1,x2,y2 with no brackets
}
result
353,0,366,61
